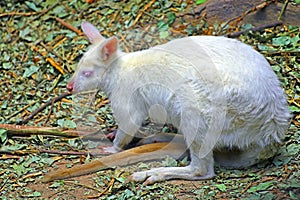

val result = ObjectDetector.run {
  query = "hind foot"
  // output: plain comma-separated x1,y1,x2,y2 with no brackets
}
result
127,165,215,185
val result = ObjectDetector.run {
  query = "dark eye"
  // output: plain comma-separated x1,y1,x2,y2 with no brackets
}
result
82,71,93,77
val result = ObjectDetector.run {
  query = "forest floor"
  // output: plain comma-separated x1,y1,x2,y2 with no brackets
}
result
0,0,299,199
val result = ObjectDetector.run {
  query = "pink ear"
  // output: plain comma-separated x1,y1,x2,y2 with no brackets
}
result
101,37,118,61
81,22,104,44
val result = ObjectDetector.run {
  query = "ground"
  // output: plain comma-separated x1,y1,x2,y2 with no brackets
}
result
0,0,299,199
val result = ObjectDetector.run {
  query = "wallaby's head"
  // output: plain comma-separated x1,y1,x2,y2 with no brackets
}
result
67,22,119,93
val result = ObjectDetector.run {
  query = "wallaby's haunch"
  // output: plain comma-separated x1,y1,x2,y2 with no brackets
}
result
60,22,290,184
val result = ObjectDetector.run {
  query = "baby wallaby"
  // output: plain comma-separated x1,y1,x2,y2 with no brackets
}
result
66,22,290,184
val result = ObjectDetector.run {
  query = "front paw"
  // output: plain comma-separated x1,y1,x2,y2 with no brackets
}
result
106,130,117,140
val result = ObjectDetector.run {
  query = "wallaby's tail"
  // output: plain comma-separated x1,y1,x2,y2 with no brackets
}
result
42,142,187,183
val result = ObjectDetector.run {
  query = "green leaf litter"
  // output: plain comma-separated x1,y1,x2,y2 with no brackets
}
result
0,0,299,199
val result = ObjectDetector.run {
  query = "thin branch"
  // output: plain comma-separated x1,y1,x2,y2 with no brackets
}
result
131,0,156,27
0,12,41,17
86,178,115,198
0,124,109,142
0,147,113,157
220,0,276,33
40,42,64,62
39,149,90,156
278,0,289,21
0,3,58,18
55,17,83,36
0,124,77,137
6,101,36,120
21,92,71,124
226,21,283,38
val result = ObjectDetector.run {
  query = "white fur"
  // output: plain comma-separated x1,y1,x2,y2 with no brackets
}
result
67,22,290,183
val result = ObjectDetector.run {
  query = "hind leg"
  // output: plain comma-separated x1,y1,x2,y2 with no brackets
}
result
214,142,280,169
128,108,221,184
128,142,215,185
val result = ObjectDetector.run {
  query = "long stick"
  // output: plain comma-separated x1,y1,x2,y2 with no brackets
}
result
226,21,283,38
0,124,78,137
55,17,83,36
21,92,71,124
0,124,109,141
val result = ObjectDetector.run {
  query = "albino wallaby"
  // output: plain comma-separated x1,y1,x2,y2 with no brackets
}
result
63,22,290,184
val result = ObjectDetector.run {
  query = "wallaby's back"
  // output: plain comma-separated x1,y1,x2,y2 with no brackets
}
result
114,36,290,149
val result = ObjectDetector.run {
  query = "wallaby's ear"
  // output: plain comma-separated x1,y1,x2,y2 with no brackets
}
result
101,37,118,61
81,22,104,44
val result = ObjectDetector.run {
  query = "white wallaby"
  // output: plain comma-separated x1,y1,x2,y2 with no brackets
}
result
66,22,290,184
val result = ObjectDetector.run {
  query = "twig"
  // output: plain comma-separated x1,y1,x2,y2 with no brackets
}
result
48,36,73,73
261,49,300,55
44,96,55,125
49,74,62,97
6,101,36,120
240,177,275,195
0,170,7,176
30,43,66,75
0,177,9,193
0,3,57,18
108,11,120,27
86,178,115,198
10,172,43,184
55,17,83,36
240,181,256,194
131,0,156,27
278,0,289,21
0,154,20,160
0,146,112,157
0,11,41,17
53,36,68,49
64,180,103,193
0,150,31,156
40,42,64,63
0,147,85,156
0,124,109,141
40,146,117,157
3,3,58,46
46,57,66,75
117,34,131,53
0,124,76,137
177,6,206,18
39,149,89,156
226,21,283,38
221,0,275,33
21,172,43,180
21,92,71,124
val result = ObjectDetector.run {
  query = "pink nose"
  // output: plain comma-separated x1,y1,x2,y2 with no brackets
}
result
66,82,74,92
